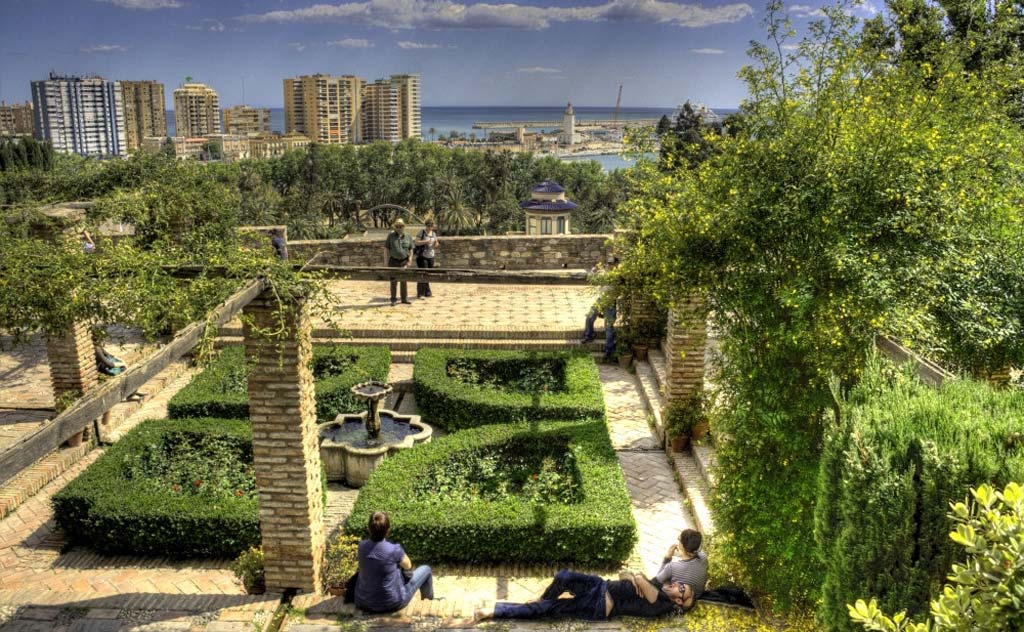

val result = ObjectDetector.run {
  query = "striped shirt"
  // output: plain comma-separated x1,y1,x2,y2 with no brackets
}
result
656,551,709,599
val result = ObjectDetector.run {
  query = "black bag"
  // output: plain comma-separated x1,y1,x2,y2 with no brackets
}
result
413,230,427,257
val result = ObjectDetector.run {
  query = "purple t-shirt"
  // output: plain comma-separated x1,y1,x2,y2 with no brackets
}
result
354,539,406,611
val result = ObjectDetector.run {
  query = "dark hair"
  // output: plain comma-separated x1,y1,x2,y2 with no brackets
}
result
425,219,435,226
679,529,702,554
368,511,391,542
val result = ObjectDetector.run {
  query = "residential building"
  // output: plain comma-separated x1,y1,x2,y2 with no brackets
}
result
390,74,421,140
120,80,166,151
283,74,363,144
31,73,126,156
207,134,251,161
248,133,311,159
223,105,271,135
0,101,34,136
361,79,400,143
173,83,220,137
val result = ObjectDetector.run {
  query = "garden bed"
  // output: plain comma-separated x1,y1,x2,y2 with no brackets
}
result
413,349,604,430
345,420,635,564
167,344,390,421
52,418,260,558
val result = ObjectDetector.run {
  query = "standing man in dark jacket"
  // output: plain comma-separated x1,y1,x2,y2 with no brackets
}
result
384,219,414,305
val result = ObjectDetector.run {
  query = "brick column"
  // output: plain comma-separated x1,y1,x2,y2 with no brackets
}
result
662,297,707,412
621,294,665,345
244,291,325,593
45,321,99,407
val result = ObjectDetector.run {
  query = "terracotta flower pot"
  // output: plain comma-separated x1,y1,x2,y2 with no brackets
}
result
632,344,649,361
670,434,690,453
618,354,633,369
64,431,84,447
691,420,711,440
327,585,347,597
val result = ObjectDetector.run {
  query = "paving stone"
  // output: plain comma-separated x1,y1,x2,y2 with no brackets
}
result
285,626,339,632
66,620,122,632
17,608,61,621
200,623,250,632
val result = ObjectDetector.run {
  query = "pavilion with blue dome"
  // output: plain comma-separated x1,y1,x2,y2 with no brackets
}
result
520,180,577,235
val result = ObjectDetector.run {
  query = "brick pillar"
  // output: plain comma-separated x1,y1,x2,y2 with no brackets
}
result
622,294,664,345
45,321,99,407
662,297,707,413
244,291,325,593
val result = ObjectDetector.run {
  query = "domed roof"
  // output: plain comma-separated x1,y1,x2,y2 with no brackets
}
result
531,180,565,194
519,199,578,212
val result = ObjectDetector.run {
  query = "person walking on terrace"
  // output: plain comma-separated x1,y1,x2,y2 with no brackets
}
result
474,569,693,622
414,219,438,298
354,511,436,613
384,219,414,305
657,528,709,600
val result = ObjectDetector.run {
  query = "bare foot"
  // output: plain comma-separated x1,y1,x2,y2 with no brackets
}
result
473,606,494,622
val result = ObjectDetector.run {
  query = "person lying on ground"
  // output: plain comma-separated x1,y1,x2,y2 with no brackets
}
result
474,568,693,622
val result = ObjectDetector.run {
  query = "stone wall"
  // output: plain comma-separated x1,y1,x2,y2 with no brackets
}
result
288,234,613,270
45,321,99,404
244,293,325,593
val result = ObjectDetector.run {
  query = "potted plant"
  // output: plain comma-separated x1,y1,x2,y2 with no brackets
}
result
232,546,265,594
323,533,360,596
665,398,699,453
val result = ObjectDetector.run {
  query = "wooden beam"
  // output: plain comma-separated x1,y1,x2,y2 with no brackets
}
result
162,265,593,285
0,279,265,487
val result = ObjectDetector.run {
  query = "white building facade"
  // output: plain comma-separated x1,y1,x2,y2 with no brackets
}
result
31,73,126,156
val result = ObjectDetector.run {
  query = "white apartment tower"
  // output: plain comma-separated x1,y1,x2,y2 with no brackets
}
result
390,74,421,140
31,73,127,156
283,74,363,144
173,82,221,137
361,79,400,143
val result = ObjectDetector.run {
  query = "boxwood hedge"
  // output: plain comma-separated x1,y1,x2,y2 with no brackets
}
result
52,418,260,558
344,420,636,564
413,349,604,430
168,345,390,421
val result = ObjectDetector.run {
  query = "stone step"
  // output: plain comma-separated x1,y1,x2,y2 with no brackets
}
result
215,336,603,354
692,443,717,486
633,361,665,445
218,326,606,341
648,348,668,397
672,450,717,537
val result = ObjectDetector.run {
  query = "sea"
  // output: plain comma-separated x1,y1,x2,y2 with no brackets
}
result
165,105,733,171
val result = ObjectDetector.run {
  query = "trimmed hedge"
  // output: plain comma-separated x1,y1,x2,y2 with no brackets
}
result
168,345,391,421
413,349,604,430
52,418,260,558
344,419,636,564
816,357,1024,631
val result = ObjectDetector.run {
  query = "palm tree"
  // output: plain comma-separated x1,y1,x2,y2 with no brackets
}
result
428,127,436,142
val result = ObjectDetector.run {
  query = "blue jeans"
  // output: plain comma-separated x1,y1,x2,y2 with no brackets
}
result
494,570,608,620
584,306,617,357
397,565,434,610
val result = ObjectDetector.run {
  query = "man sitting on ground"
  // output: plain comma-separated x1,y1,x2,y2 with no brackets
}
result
657,528,709,601
474,568,693,622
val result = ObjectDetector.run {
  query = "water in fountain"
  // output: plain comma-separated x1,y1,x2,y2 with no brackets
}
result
321,414,417,448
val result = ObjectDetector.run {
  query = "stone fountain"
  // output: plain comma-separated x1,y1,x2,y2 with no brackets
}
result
318,380,432,487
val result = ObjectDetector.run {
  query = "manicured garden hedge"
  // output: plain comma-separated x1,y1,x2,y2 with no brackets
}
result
816,358,1024,631
52,418,260,558
167,345,390,421
413,349,604,430
345,420,635,564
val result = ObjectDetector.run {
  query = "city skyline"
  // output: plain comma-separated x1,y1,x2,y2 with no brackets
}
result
0,0,878,109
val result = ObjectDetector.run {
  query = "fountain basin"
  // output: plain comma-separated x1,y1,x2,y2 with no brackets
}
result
318,411,431,487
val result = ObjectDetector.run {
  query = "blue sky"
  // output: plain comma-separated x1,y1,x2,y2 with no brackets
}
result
0,0,875,108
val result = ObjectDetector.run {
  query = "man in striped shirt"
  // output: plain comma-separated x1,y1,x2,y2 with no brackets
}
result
656,529,708,605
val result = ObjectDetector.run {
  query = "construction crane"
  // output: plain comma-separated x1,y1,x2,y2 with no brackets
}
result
612,84,623,141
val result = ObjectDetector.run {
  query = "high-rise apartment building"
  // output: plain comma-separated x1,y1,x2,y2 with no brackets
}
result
173,82,220,137
390,74,421,141
120,80,166,151
283,74,363,144
361,74,421,143
361,79,400,143
223,105,271,135
31,73,126,156
0,101,34,136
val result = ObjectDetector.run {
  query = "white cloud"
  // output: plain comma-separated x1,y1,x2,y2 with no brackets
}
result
187,19,227,31
81,44,128,53
289,42,308,52
691,47,724,54
237,0,754,30
517,66,561,73
329,37,375,47
780,43,799,50
95,0,183,9
397,40,443,49
788,4,825,17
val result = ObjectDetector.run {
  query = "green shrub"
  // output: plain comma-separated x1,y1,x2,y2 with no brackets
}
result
413,349,604,430
168,345,390,421
817,358,1024,631
345,420,635,564
849,482,1024,632
232,546,266,594
52,418,260,558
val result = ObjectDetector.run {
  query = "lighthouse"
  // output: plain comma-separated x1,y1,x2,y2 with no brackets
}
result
560,102,576,146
